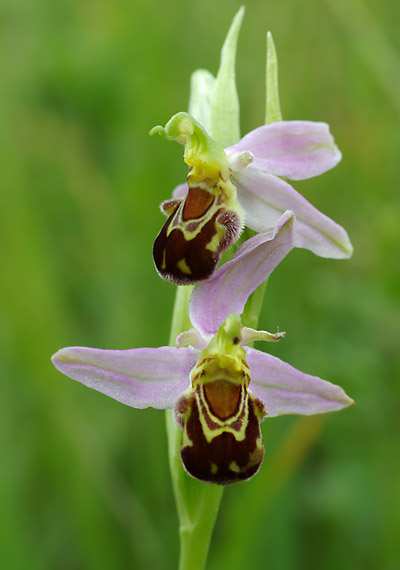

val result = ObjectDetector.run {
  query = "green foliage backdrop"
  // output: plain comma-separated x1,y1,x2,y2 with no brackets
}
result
1,0,399,568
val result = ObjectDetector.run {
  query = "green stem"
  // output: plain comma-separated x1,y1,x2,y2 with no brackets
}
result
165,411,223,570
168,285,194,345
164,10,253,569
166,285,223,570
265,32,282,125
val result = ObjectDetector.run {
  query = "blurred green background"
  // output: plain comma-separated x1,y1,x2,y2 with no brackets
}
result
1,0,399,568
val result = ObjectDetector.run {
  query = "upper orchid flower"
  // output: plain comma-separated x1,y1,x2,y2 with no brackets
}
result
150,112,353,285
52,211,353,485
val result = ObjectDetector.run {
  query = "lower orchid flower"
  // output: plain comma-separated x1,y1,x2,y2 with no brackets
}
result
52,211,353,485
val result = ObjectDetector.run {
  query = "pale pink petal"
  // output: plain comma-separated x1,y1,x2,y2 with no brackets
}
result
234,162,353,259
246,347,354,417
172,182,189,199
190,211,295,335
226,121,341,180
176,328,208,350
51,346,197,409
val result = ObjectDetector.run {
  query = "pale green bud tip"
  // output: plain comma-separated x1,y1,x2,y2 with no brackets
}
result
189,69,216,129
208,6,244,147
265,31,282,124
267,31,277,64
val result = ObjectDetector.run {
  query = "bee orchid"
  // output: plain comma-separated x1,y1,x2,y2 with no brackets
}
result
151,112,352,285
52,211,353,485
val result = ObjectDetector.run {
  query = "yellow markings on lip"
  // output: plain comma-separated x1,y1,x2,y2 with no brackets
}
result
205,226,225,253
178,391,266,485
196,384,249,444
176,258,192,274
175,314,268,485
151,112,246,285
210,463,218,475
181,428,194,448
161,250,166,270
153,182,243,285
228,461,241,473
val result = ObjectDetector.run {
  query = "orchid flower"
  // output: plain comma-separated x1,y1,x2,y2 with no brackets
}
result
52,211,353,485
151,112,353,285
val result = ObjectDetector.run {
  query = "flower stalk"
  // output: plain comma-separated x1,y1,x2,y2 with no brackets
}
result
164,9,247,567
166,283,224,570
166,11,283,569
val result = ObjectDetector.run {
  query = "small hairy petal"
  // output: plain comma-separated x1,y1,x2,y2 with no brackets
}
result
234,163,353,259
188,69,216,129
246,348,354,417
51,346,197,409
190,210,295,335
226,121,342,180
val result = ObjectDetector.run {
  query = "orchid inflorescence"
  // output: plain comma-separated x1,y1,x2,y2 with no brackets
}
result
52,9,353,487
